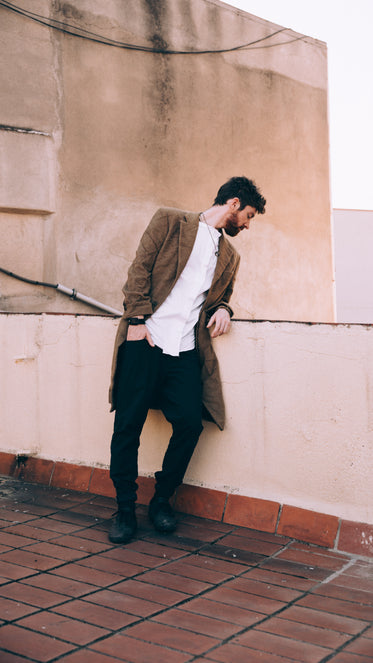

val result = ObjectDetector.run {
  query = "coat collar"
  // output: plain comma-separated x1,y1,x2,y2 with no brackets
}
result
176,211,236,284
176,212,200,280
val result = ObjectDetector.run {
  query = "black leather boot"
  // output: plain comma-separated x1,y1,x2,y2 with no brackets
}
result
148,495,177,533
109,503,137,544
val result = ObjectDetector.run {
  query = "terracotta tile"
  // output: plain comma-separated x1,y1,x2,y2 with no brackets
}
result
181,513,233,534
234,629,330,662
217,532,284,556
138,568,211,594
53,598,138,630
68,501,113,519
244,567,315,592
153,607,242,639
82,588,163,617
24,516,82,534
22,572,96,597
259,557,333,581
50,461,92,492
50,534,110,554
343,560,373,580
111,577,190,605
256,616,350,649
124,539,187,561
277,505,339,548
0,596,37,621
329,654,373,663
137,475,156,505
175,484,226,521
0,531,36,547
179,553,246,576
17,611,110,645
231,526,290,545
156,594,261,627
0,544,13,553
287,540,348,559
101,546,166,569
227,576,302,603
49,510,99,527
200,542,264,566
0,549,64,571
0,559,37,580
297,594,373,621
0,650,30,663
126,620,219,655
224,494,280,533
3,523,61,541
276,547,347,571
205,585,286,614
71,526,112,544
91,633,191,663
344,637,373,656
0,582,67,608
0,508,36,524
52,562,123,587
77,553,145,577
163,558,233,585
176,521,224,543
19,457,55,485
205,642,298,662
15,503,57,517
89,467,116,498
21,542,89,562
338,520,373,557
0,624,74,661
312,583,373,605
279,605,369,635
52,651,117,663
364,625,373,639
0,452,16,476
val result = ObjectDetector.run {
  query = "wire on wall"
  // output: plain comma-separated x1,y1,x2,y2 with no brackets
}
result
0,0,306,54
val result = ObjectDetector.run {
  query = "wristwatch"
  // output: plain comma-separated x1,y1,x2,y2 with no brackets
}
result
127,317,145,325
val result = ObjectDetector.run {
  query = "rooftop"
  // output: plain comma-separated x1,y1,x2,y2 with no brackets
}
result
0,476,372,663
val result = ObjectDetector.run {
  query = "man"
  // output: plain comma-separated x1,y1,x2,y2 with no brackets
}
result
108,176,266,544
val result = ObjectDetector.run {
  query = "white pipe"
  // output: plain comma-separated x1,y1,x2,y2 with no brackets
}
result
56,284,122,316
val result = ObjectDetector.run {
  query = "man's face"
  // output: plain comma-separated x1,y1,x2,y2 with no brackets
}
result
224,204,257,237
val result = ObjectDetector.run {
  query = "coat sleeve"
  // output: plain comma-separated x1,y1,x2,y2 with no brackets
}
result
122,209,169,317
206,254,240,319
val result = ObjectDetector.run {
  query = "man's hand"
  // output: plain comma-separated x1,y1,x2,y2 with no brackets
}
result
207,308,231,338
127,323,155,346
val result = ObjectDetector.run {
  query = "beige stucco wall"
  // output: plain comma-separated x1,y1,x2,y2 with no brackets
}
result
333,209,373,324
0,0,334,322
1,313,371,525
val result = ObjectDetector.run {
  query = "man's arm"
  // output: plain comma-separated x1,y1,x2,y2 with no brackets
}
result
206,254,240,337
122,209,170,318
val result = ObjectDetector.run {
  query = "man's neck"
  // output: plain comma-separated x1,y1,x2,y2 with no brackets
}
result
201,204,230,229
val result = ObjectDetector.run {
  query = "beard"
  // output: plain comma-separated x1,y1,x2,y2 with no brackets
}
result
224,212,242,237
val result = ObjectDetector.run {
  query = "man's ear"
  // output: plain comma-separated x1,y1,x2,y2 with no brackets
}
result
227,197,240,210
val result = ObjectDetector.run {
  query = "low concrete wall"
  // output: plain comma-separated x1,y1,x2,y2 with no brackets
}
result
1,313,372,529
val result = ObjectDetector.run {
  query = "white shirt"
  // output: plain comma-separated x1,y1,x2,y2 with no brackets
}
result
146,221,220,356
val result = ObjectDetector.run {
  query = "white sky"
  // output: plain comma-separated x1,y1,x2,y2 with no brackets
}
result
224,0,373,210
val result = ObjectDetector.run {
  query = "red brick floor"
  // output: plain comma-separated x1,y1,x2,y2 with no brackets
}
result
0,477,372,663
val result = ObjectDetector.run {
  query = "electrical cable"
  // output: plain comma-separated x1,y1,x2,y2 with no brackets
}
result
0,0,303,54
0,267,122,316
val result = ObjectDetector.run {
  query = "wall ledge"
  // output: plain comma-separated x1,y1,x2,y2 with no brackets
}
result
1,452,372,558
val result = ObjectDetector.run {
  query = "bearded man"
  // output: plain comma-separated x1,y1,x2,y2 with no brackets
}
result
108,176,266,543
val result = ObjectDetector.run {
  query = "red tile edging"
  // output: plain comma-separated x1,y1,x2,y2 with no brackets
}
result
0,452,371,557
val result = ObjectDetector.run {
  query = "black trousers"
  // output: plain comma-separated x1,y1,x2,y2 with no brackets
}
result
110,340,203,505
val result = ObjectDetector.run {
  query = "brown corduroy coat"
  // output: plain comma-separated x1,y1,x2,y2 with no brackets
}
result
109,207,240,430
